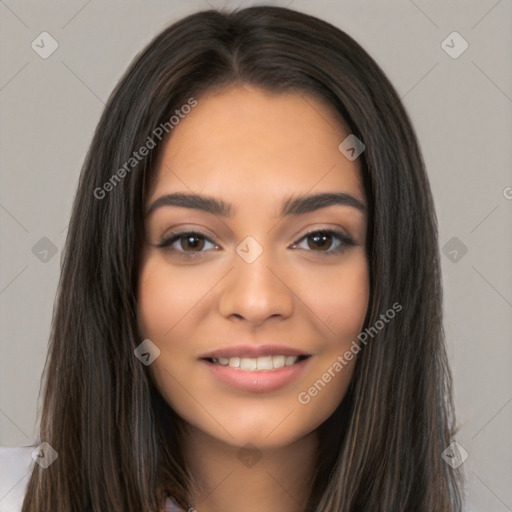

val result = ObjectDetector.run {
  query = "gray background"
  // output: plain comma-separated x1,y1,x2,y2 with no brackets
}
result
1,1,511,510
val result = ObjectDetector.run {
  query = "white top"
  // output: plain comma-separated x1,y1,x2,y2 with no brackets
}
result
0,446,34,512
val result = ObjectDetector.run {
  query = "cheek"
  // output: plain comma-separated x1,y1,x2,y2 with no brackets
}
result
331,257,370,336
296,252,370,342
289,253,369,409
294,262,368,432
137,263,171,338
137,257,207,339
136,258,200,408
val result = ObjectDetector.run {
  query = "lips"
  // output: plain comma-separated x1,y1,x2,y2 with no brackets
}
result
199,344,313,393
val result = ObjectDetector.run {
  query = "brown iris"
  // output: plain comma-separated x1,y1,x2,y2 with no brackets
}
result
305,232,333,251
180,234,206,251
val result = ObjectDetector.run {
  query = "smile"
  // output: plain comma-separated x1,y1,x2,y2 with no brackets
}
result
201,355,312,393
206,355,309,371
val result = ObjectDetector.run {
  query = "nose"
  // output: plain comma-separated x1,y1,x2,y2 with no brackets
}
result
217,246,295,326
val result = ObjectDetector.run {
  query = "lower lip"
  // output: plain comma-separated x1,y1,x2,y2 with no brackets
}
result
201,358,311,393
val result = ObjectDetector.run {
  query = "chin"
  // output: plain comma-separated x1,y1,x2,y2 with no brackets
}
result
172,389,346,451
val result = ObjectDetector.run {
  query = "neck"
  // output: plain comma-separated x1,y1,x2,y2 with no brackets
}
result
181,426,319,512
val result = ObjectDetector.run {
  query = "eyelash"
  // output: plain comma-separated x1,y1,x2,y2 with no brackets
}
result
156,228,355,259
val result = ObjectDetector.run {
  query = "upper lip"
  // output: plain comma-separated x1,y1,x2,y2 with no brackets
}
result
200,344,312,359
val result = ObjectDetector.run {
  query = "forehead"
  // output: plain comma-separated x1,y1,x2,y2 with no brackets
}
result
147,85,364,205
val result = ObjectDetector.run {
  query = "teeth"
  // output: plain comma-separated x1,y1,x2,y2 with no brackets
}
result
273,355,285,368
211,355,301,370
285,355,297,366
240,357,257,370
256,356,273,370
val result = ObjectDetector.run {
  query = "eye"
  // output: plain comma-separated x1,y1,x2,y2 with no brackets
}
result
290,229,355,254
156,228,355,259
157,231,217,256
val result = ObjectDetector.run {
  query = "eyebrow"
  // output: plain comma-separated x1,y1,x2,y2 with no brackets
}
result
145,191,367,218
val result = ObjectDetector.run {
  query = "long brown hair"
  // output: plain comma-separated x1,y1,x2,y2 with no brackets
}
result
22,6,463,511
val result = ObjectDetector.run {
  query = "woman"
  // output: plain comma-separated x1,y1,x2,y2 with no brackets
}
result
16,5,463,511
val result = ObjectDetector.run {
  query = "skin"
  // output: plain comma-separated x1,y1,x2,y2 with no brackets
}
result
137,84,369,512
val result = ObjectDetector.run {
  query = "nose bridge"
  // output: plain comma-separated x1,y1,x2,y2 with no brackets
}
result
218,235,294,323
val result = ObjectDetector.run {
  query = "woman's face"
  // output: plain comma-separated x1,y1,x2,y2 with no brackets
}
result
137,84,369,449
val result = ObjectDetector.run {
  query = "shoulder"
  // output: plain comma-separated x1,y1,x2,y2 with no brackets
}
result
161,496,189,512
0,448,188,512
164,496,189,511
0,446,35,512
